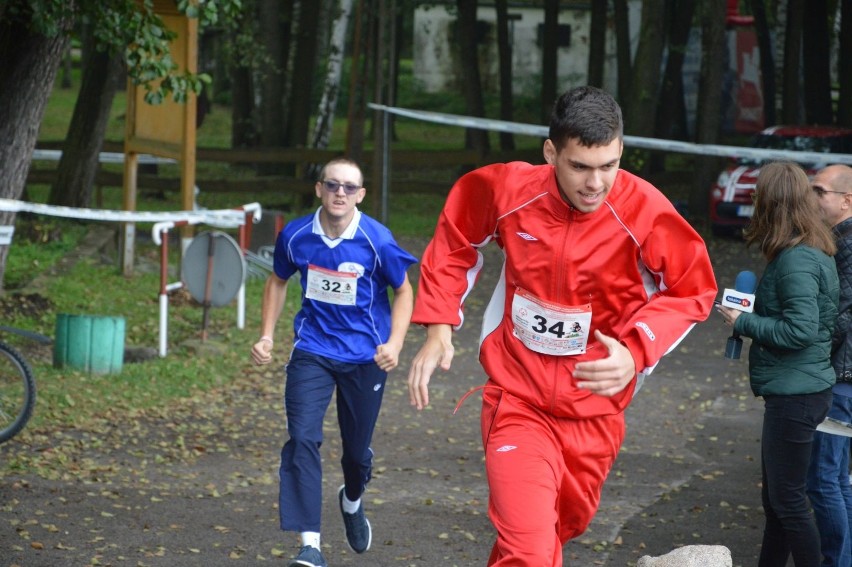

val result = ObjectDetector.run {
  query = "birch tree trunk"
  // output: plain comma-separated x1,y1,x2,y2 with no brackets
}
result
311,0,354,150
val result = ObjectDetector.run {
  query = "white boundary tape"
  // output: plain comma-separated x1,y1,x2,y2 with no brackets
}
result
369,104,852,166
0,198,263,359
0,198,256,226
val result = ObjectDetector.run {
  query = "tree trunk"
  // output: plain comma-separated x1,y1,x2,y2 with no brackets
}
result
613,0,632,104
839,0,852,126
455,0,489,152
802,0,832,124
623,0,665,176
691,0,726,223
587,0,606,88
310,0,354,150
748,0,776,126
0,10,71,289
230,63,256,148
781,0,803,124
651,0,695,174
345,0,367,164
48,30,124,208
495,0,514,150
286,0,322,149
389,4,403,141
624,0,665,135
61,44,73,89
257,0,292,153
540,0,558,124
201,29,228,103
655,0,694,141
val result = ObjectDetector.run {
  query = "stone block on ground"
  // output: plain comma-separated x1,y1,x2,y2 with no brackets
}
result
636,545,732,567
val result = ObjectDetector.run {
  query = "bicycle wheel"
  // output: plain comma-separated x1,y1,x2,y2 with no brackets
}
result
0,341,36,444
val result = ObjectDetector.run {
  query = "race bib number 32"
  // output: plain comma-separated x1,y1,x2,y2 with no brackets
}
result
305,264,358,306
511,288,592,356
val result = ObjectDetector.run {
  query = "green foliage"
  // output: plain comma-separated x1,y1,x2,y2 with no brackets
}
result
4,0,76,36
6,0,242,104
622,147,649,175
177,0,243,25
114,0,241,104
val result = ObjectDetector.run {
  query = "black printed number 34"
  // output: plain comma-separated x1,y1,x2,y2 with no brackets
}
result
531,315,567,338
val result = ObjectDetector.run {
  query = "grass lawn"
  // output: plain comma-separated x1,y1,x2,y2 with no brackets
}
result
5,62,486,462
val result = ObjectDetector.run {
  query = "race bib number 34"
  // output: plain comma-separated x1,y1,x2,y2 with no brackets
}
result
306,264,358,306
511,288,592,356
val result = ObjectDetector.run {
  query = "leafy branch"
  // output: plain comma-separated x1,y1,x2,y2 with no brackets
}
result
7,0,243,105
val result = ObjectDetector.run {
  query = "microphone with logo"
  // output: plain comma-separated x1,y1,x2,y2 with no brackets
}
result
720,270,757,359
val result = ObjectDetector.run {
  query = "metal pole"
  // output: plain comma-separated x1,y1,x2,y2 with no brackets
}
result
201,233,216,342
380,0,396,225
381,108,389,224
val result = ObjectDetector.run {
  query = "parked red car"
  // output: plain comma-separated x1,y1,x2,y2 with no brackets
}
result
709,125,852,236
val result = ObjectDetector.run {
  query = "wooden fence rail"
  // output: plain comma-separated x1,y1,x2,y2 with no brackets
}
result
29,141,544,198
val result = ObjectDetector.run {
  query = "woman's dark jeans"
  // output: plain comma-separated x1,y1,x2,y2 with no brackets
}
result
758,389,832,567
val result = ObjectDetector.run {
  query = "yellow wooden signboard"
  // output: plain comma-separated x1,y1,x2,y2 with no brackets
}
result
122,0,198,274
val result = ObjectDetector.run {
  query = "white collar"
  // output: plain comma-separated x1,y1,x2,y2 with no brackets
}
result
312,207,361,244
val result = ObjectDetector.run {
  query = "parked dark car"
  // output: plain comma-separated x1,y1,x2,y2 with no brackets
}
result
709,125,852,236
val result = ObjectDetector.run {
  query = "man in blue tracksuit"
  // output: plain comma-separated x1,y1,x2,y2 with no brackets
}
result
251,158,416,567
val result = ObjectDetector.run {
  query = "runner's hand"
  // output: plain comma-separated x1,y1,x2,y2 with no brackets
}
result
573,330,636,397
408,324,454,410
251,339,273,366
375,341,403,371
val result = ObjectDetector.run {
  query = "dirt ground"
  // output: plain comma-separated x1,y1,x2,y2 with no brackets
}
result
0,231,772,567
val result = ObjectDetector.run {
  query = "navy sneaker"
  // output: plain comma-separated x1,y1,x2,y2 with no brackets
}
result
338,484,372,553
288,545,327,567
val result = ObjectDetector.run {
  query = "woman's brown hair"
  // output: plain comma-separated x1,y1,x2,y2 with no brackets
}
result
743,161,836,261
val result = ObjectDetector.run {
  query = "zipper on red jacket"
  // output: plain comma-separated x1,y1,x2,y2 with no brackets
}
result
549,204,574,413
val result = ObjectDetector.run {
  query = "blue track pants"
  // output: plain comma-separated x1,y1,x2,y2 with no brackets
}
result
278,348,387,532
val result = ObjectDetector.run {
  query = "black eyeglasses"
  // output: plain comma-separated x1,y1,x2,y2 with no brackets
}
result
812,185,849,198
321,180,361,194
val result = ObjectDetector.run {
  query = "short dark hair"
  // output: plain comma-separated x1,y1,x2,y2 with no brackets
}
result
318,157,363,186
548,86,623,150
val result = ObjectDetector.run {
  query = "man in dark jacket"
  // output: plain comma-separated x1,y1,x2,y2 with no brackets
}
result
808,164,852,567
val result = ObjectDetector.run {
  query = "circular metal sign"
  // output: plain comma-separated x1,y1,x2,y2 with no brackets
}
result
181,231,246,307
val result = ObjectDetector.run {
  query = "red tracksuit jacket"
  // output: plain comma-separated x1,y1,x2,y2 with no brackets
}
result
412,162,718,419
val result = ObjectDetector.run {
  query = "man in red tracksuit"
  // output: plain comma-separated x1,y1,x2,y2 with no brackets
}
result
407,86,718,566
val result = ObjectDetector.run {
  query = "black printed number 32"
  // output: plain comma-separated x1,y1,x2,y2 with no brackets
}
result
321,279,343,293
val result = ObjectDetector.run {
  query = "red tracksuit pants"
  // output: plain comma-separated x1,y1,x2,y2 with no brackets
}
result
480,387,626,566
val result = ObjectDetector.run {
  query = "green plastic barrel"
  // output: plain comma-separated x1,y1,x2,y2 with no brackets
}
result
54,314,125,374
